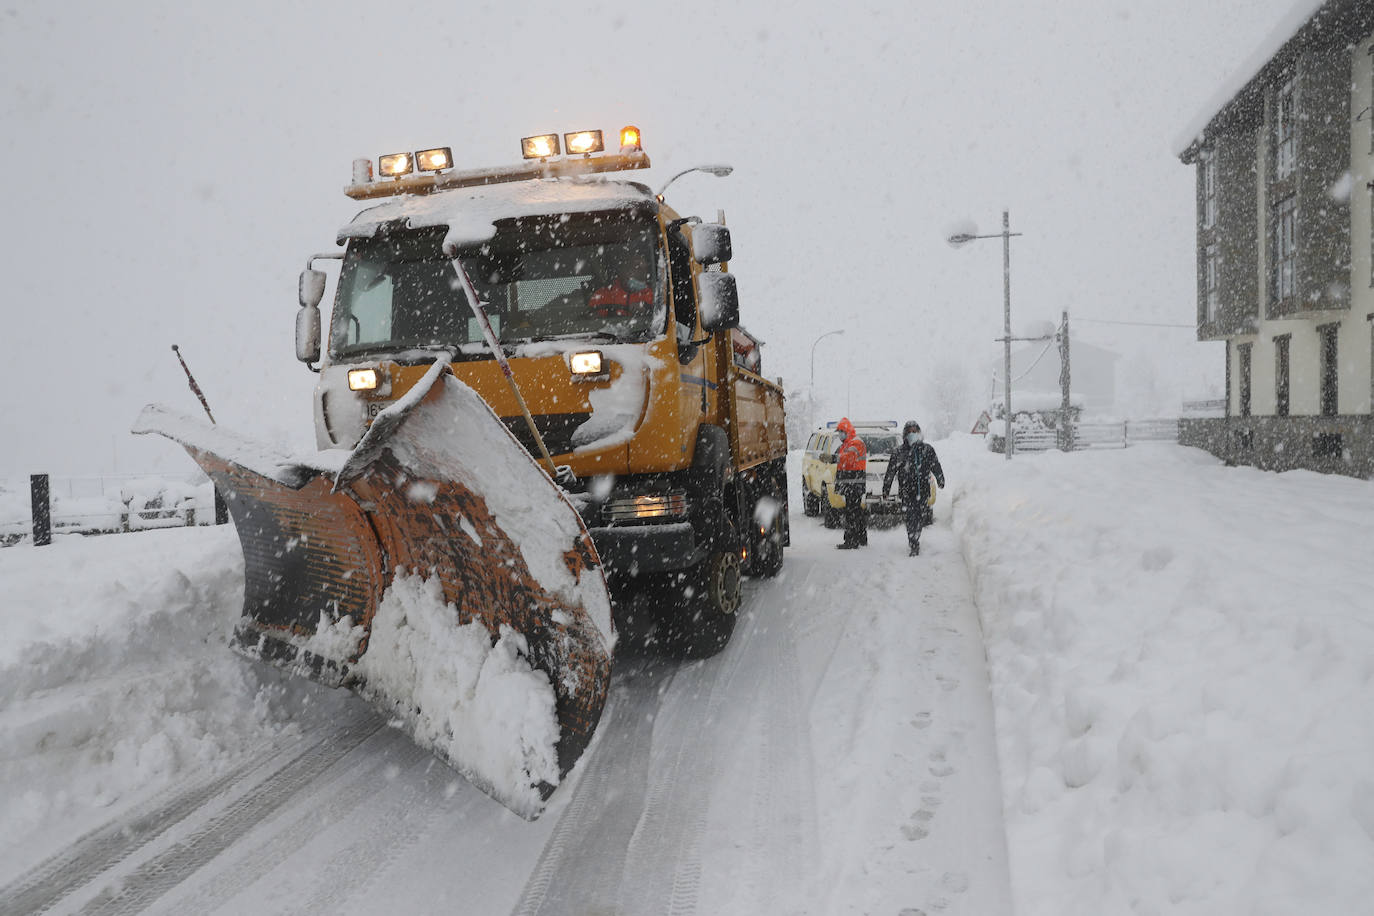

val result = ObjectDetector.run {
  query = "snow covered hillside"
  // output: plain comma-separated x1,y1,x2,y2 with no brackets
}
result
1,437,1370,914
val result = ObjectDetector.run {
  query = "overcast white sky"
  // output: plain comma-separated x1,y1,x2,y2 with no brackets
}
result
1,0,1306,477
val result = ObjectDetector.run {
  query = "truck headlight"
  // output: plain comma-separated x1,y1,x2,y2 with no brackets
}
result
569,351,604,375
602,492,688,523
348,368,379,391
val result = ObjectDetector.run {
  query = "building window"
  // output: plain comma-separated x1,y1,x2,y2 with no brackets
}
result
1205,243,1220,323
1319,323,1338,416
1275,73,1298,180
1274,334,1290,416
1273,194,1298,302
1202,149,1218,229
1238,342,1252,417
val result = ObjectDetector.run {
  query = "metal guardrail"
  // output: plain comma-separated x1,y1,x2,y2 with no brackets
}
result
1008,419,1180,453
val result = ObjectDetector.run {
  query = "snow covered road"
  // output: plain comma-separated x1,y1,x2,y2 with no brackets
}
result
0,485,1012,915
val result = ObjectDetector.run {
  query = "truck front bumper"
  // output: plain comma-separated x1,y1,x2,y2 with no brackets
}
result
588,522,702,578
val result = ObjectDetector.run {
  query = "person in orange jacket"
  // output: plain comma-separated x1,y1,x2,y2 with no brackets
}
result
588,249,655,319
834,417,868,549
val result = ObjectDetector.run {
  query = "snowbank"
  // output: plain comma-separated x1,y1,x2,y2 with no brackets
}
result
945,434,1374,914
0,527,314,875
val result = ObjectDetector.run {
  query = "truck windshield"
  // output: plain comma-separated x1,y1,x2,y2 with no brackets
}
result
330,210,666,358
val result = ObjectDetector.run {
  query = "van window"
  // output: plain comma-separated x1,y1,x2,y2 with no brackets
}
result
860,433,899,456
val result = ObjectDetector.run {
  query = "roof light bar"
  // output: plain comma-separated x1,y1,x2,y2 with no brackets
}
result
416,147,453,172
521,133,560,159
564,130,604,156
378,152,414,178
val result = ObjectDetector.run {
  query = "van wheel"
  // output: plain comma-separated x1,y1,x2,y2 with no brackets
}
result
821,486,841,529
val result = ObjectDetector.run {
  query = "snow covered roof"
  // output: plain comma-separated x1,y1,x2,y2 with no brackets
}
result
339,177,657,250
1174,0,1328,160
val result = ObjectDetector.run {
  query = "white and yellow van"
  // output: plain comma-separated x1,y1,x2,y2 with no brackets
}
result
800,421,928,528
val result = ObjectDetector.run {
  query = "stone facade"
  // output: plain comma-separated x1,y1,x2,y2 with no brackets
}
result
1179,0,1374,478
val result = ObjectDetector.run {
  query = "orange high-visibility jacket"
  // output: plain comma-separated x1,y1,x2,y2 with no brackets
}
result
836,420,867,472
588,280,653,318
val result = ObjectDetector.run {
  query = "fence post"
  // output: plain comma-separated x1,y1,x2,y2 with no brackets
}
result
30,474,51,546
214,487,229,525
1123,420,1129,448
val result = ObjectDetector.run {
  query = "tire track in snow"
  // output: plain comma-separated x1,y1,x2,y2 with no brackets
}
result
715,592,820,915
0,703,376,916
146,725,431,916
0,755,265,916
512,657,671,916
612,581,774,916
67,712,385,916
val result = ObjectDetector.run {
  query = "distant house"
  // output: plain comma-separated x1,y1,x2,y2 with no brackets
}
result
1176,0,1374,477
985,336,1118,413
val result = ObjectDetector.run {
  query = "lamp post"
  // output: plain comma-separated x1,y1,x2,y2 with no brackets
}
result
948,210,1022,459
654,164,734,201
810,329,845,388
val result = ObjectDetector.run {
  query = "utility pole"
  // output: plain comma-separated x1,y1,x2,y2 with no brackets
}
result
1058,310,1073,452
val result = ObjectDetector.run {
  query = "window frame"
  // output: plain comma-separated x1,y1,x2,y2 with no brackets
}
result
1237,341,1253,418
1204,242,1220,324
1274,333,1291,417
1201,149,1218,230
1318,323,1339,417
1272,193,1298,304
1274,72,1298,181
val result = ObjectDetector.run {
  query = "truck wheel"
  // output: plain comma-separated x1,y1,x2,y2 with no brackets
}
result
749,497,785,579
655,548,741,659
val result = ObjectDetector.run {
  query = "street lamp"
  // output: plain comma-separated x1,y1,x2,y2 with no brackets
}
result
810,329,845,388
655,164,734,201
948,210,1022,459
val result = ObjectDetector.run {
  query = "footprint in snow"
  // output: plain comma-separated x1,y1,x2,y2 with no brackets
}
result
901,822,929,840
910,711,932,729
940,871,970,894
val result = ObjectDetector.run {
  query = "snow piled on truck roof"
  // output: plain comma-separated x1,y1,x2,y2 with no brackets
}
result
340,178,657,250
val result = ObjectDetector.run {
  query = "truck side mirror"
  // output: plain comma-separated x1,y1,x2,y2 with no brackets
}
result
698,271,739,332
296,268,326,364
299,268,327,309
692,224,732,266
296,305,321,363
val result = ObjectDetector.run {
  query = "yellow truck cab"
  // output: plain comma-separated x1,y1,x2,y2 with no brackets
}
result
294,127,788,656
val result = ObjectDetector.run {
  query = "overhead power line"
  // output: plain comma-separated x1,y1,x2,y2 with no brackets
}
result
1073,317,1195,329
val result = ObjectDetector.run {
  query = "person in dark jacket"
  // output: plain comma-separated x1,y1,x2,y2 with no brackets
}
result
833,417,868,549
882,420,945,556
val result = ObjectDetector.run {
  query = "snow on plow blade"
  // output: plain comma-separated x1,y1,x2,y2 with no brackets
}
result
133,362,613,818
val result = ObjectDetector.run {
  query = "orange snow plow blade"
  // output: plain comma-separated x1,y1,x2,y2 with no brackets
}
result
133,361,613,819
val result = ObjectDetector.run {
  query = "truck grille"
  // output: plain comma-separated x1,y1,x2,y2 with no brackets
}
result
601,491,688,524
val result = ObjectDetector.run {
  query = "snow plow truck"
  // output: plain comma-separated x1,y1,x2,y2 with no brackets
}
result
134,126,788,818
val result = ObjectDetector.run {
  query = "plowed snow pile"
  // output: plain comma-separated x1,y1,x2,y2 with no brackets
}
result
944,434,1374,915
